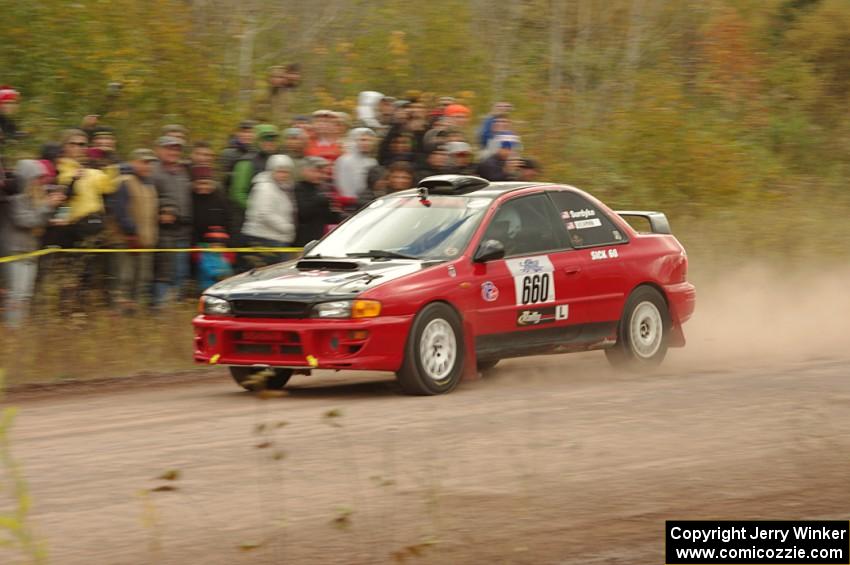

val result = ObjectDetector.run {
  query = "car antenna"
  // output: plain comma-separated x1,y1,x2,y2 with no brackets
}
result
417,186,431,207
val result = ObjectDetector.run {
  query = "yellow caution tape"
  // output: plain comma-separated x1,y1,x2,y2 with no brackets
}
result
0,247,304,264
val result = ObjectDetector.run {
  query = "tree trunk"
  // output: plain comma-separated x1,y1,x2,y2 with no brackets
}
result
623,0,650,103
237,11,257,114
546,0,567,122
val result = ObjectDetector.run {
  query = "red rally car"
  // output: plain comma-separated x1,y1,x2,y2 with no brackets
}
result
194,175,696,395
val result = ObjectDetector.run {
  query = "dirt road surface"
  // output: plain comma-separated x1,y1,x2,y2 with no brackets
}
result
5,350,850,564
6,267,850,564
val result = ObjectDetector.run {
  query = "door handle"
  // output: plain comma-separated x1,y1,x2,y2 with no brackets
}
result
563,266,582,275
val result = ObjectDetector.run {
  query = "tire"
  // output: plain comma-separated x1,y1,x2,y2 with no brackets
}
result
605,286,670,370
477,359,500,373
396,303,465,395
230,366,293,391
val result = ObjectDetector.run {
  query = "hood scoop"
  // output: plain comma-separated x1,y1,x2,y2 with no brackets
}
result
295,259,359,271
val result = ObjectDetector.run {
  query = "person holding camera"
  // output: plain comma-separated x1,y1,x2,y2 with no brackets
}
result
1,160,67,327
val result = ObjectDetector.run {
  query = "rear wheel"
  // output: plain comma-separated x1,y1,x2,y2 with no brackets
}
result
605,286,670,370
229,367,293,391
396,303,465,395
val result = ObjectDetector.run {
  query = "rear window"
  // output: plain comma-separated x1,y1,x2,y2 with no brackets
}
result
547,190,626,248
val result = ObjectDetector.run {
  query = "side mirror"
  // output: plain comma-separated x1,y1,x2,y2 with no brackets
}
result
302,240,319,256
473,239,506,263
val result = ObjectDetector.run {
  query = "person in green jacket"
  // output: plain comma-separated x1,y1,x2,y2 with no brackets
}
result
228,124,281,234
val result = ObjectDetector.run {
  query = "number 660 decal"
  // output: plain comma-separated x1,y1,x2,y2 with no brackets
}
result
506,256,556,306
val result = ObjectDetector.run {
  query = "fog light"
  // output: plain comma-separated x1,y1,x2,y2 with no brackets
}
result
348,330,369,340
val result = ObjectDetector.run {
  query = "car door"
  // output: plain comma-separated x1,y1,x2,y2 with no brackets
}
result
472,193,581,358
546,189,629,325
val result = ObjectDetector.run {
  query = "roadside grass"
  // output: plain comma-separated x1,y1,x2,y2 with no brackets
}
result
0,300,197,388
0,370,47,563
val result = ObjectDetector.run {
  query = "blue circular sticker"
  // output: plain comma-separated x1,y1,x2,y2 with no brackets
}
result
481,281,499,302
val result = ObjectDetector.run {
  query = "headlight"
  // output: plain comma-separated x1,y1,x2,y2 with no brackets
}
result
201,295,231,316
312,300,381,319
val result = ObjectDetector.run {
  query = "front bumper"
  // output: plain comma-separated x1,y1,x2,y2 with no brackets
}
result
193,314,413,372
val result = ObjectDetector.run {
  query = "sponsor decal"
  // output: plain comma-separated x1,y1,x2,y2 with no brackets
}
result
517,258,545,274
573,218,602,230
445,246,459,257
591,248,619,261
506,255,556,306
481,281,499,302
613,230,623,241
516,304,570,326
561,208,596,219
447,265,457,278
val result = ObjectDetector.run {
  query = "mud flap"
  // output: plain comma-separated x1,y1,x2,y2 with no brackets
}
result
669,324,686,348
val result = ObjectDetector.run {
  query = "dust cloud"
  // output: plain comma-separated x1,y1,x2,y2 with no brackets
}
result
669,264,850,371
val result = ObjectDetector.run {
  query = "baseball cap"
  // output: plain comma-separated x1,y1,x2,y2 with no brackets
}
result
91,127,115,139
0,86,20,103
283,127,304,138
444,104,471,117
254,124,279,140
446,141,472,155
157,135,185,147
238,119,258,130
130,148,158,162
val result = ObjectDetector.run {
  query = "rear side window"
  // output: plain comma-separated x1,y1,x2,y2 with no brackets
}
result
547,191,626,248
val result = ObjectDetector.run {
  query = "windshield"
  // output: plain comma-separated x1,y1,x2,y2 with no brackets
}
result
308,195,492,260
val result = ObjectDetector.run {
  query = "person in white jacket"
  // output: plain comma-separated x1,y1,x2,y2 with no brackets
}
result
241,155,296,263
333,127,377,201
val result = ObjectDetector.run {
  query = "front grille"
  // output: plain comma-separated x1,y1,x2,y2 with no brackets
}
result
230,300,310,318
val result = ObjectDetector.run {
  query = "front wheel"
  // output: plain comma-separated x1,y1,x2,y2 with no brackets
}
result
230,367,293,391
605,286,670,370
396,303,465,395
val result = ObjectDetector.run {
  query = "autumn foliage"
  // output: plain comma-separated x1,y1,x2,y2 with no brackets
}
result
2,0,849,258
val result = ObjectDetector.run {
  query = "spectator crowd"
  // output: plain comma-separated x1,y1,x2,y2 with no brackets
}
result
0,82,542,328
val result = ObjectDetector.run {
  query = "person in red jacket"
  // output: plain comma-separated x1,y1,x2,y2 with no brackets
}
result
304,110,342,163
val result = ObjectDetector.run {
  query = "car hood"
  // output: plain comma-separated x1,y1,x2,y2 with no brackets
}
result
206,258,433,301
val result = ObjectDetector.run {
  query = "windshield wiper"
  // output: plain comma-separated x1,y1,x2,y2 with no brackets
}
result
347,250,419,260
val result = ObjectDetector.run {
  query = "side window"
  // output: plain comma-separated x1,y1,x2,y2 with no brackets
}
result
548,191,626,248
481,194,565,257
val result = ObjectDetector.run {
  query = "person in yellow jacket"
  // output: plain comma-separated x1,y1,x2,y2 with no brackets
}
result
52,129,119,313
55,129,116,243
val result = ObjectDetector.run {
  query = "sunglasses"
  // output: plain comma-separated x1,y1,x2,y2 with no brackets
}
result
67,141,87,147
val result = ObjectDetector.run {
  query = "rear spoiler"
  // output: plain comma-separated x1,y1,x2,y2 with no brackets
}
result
615,211,672,234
